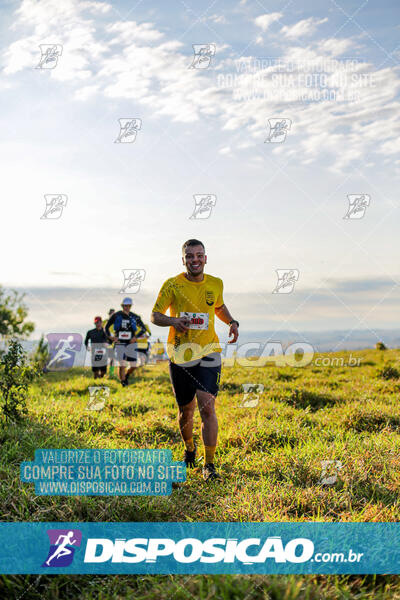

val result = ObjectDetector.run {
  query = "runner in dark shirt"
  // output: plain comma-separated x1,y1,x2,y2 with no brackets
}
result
84,316,111,378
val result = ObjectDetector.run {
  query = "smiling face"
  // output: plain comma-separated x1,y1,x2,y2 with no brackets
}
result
182,244,207,277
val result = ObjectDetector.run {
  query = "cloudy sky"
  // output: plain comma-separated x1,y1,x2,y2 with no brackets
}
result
1,0,399,343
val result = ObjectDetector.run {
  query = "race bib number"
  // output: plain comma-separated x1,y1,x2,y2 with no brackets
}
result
94,348,106,362
180,312,209,330
118,331,132,341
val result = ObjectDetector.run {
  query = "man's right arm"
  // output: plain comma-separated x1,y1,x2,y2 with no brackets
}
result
151,312,174,326
151,312,190,332
151,280,190,332
105,313,116,338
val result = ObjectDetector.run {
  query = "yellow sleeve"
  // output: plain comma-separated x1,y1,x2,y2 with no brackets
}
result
152,279,174,314
215,278,224,308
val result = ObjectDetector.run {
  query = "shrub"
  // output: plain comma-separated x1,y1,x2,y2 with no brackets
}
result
31,335,50,371
377,365,400,380
0,339,38,422
376,342,387,351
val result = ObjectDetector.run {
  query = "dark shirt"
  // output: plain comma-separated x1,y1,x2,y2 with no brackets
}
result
105,310,146,344
84,327,109,348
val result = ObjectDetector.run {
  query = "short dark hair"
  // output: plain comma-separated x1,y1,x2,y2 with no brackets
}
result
182,239,205,254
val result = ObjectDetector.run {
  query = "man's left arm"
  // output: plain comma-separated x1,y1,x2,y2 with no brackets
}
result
215,304,239,343
134,315,147,338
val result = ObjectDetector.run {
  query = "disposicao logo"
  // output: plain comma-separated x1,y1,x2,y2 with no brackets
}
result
42,529,82,567
83,536,314,564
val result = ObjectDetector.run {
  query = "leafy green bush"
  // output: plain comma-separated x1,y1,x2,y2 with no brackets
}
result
0,286,34,339
376,364,400,380
0,339,38,422
31,335,50,371
376,342,387,351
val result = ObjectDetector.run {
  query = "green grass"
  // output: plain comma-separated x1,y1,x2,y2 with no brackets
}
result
1,348,400,598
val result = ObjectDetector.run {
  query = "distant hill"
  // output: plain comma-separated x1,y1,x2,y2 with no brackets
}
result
4,329,400,358
218,329,400,352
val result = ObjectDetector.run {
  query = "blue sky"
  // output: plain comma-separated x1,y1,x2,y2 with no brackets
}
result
1,0,400,341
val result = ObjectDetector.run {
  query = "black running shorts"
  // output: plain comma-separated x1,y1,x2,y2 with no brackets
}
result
114,343,138,365
92,366,107,376
168,352,222,406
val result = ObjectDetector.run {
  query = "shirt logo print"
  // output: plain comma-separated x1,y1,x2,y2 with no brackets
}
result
206,291,214,306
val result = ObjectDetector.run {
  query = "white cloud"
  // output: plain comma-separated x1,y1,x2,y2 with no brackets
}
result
74,83,99,100
3,0,400,172
315,37,356,56
207,14,227,25
254,13,282,31
3,0,111,78
281,17,328,39
219,145,232,155
106,21,164,44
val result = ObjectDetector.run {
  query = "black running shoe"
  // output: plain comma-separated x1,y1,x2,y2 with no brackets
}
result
202,463,220,481
121,379,127,387
184,444,197,468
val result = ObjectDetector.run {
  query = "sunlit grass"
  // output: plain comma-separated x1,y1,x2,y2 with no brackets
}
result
1,348,400,598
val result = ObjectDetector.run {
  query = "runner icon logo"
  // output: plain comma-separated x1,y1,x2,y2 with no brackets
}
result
42,529,82,567
46,334,82,371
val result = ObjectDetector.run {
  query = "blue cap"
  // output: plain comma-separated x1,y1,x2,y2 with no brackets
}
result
122,297,133,305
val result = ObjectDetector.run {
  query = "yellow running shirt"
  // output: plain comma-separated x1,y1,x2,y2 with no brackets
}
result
136,323,151,349
152,272,224,364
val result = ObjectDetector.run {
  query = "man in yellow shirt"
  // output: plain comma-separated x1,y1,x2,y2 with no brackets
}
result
136,323,151,364
103,309,115,376
151,239,239,481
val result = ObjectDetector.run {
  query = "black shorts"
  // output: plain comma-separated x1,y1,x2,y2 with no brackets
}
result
114,343,138,365
92,366,106,375
168,353,221,406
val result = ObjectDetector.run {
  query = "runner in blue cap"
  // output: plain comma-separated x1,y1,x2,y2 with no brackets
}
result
105,297,146,386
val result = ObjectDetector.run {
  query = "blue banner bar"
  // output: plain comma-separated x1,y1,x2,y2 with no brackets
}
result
0,522,399,574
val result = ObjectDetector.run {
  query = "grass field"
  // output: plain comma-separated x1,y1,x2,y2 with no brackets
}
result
1,348,400,598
